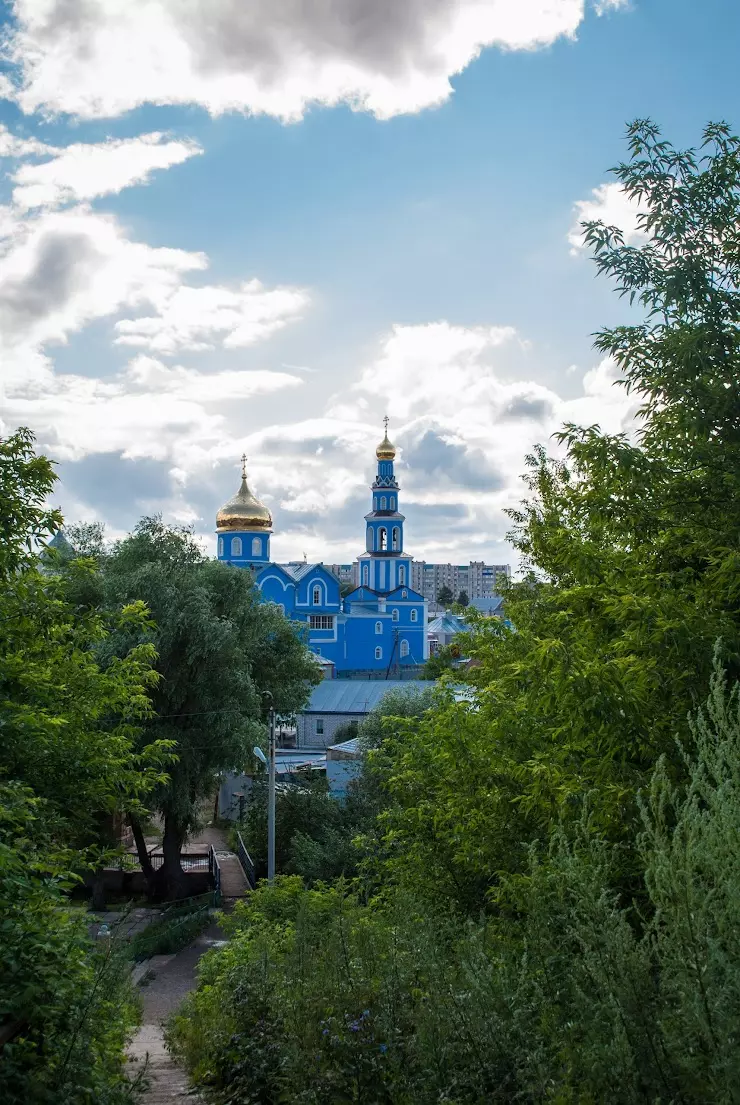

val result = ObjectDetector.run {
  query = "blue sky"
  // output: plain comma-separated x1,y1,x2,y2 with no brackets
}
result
0,0,737,567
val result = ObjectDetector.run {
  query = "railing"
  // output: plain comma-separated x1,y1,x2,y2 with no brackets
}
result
208,845,222,903
235,831,257,890
117,852,210,872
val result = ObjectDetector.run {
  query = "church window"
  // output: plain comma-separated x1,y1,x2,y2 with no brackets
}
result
398,565,406,584
391,496,396,510
379,527,387,551
375,646,382,660
312,585,321,605
316,718,324,736
380,496,387,510
392,527,399,550
218,537,224,556
252,536,261,556
410,609,418,622
392,608,399,622
402,589,408,598
366,527,372,552
231,536,242,557
375,621,382,634
400,639,410,658
309,615,334,630
362,564,369,586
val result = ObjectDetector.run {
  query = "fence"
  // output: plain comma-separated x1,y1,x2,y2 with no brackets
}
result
208,845,221,902
116,851,211,872
235,831,257,890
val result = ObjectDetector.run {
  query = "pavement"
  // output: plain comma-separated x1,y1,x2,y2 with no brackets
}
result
127,922,227,1103
124,821,245,1102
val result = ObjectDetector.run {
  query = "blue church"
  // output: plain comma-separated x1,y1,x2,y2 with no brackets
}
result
215,422,429,674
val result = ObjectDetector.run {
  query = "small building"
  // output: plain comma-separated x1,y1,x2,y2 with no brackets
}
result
467,595,505,617
326,736,364,798
427,612,468,652
296,678,427,749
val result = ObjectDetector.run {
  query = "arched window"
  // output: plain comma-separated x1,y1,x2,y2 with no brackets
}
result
375,646,382,660
379,527,387,551
362,564,369,586
410,609,418,622
390,496,396,510
392,608,399,622
312,585,321,605
392,527,399,550
231,536,242,557
218,537,224,556
380,495,387,510
252,536,261,557
375,621,383,634
400,639,410,658
398,565,405,584
402,589,408,598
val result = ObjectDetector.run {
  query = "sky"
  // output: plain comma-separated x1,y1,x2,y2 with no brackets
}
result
0,0,738,569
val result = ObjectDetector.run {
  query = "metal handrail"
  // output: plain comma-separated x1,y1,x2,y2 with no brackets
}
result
208,845,222,903
235,831,257,890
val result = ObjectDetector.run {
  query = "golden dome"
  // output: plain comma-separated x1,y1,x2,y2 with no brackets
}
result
216,456,272,532
376,416,396,460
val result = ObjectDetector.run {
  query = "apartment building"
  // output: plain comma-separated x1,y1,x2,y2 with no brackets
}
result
410,560,511,602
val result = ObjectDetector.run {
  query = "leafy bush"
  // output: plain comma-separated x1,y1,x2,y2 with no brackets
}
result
170,661,740,1103
0,783,140,1105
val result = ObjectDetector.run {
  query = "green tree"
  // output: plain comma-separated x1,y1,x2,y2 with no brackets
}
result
0,430,166,1102
364,122,740,909
0,431,167,868
456,590,469,607
436,584,453,605
102,517,321,899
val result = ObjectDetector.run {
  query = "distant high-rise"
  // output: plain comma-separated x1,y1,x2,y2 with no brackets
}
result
410,561,510,602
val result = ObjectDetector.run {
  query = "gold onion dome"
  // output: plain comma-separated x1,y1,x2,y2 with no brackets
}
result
216,455,272,532
376,416,396,460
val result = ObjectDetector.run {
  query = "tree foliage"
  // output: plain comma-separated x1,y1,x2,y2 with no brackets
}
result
0,429,163,1102
170,121,740,1100
98,517,321,898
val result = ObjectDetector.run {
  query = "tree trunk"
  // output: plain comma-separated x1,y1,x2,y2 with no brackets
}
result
90,869,107,911
155,812,189,901
129,814,157,899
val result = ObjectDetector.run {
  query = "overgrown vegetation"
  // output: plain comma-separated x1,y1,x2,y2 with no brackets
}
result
169,121,740,1101
0,431,161,1103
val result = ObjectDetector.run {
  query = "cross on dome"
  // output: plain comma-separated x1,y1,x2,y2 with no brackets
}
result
241,453,248,478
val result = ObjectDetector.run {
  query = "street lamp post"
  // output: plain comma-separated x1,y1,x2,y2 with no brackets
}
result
267,706,276,882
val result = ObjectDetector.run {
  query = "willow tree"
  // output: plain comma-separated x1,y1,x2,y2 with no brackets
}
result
102,518,321,900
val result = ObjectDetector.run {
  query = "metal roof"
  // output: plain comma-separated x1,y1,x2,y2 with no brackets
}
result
303,679,428,715
468,596,505,615
428,612,468,635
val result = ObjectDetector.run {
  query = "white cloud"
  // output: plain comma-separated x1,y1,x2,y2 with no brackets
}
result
1,353,303,462
5,0,626,121
123,356,303,402
11,131,202,209
568,180,648,254
0,205,205,354
115,279,309,354
0,122,54,158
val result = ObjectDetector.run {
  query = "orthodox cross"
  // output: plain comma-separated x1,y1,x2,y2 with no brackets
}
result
241,453,248,478
383,415,389,434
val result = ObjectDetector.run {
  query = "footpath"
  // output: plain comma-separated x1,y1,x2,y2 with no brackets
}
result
126,823,248,1102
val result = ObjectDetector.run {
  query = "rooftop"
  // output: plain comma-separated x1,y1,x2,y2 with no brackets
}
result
303,679,427,715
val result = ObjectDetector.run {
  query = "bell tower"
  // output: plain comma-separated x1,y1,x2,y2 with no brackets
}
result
357,419,411,593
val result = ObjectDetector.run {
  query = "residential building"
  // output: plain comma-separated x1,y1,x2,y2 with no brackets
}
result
410,560,510,602
296,679,427,748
